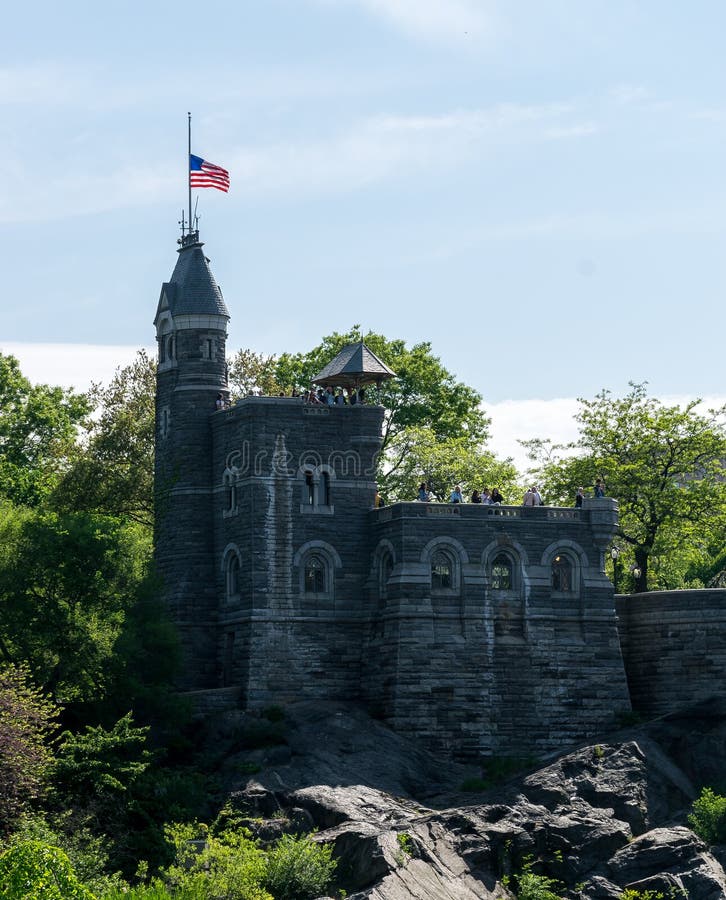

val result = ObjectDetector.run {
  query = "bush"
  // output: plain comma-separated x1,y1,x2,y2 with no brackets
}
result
264,833,337,900
688,787,726,844
516,870,562,900
0,840,97,900
160,823,270,900
0,665,58,833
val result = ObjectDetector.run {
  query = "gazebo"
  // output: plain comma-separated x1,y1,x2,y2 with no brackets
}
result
311,340,396,394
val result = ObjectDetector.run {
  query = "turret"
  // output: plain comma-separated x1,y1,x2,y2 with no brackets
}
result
154,231,229,689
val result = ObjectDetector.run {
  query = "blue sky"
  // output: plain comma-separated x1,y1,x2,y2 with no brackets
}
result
1,1,724,465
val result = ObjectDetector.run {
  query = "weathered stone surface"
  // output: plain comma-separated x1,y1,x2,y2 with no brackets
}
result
214,702,726,899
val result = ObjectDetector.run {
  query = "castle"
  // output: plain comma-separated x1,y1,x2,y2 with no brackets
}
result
154,232,726,759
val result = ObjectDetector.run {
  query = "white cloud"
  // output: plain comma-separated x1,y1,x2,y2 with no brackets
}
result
318,0,493,43
483,398,580,472
1,343,155,391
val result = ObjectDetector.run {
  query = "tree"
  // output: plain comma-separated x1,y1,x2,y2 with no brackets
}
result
0,353,89,507
228,348,283,398
274,326,488,448
271,326,492,498
523,383,726,592
54,351,156,528
384,426,518,503
0,505,149,707
0,665,58,835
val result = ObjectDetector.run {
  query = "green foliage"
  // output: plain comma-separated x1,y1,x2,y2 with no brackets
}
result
10,814,127,896
237,717,287,750
270,326,493,499
385,425,519,503
394,831,414,865
0,666,58,834
50,714,160,876
105,572,185,729
621,890,686,899
228,348,283,399
515,869,562,900
523,383,726,592
264,833,337,900
461,756,537,792
0,353,89,508
54,351,156,528
0,840,97,900
0,507,148,706
52,713,153,802
688,786,726,844
396,832,413,855
160,822,271,900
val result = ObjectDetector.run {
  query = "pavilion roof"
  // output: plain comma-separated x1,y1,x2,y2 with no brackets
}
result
311,340,396,389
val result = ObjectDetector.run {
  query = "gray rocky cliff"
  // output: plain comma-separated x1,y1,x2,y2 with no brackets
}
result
212,699,726,899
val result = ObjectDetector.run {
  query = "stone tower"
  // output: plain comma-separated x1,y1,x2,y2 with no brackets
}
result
153,231,229,689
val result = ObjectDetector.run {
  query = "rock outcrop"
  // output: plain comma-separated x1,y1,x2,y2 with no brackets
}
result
216,699,726,899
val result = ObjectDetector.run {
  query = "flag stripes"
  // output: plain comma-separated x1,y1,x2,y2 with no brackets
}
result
189,154,230,192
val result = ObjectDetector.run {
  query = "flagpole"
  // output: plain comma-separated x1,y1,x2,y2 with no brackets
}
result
187,112,192,238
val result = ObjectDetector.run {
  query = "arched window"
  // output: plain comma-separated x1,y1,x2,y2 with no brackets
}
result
491,553,514,591
227,554,240,599
431,550,453,591
304,470,315,505
552,554,573,592
166,334,175,361
304,555,327,594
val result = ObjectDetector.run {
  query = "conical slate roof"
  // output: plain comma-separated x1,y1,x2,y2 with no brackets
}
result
154,235,229,324
312,341,396,389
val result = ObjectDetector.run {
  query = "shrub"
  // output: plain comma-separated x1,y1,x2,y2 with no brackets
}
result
264,833,337,900
516,870,562,900
0,665,58,833
688,787,726,844
0,840,97,900
160,822,270,900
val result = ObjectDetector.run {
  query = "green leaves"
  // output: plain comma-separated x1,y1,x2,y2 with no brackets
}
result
54,351,156,528
0,840,97,900
524,383,726,592
0,353,89,507
0,505,149,705
0,665,58,834
688,787,726,845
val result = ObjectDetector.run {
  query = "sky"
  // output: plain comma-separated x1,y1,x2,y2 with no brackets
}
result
1,1,724,470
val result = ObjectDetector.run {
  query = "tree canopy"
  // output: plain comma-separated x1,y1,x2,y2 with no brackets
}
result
229,326,499,500
523,382,726,592
0,353,89,507
54,351,156,527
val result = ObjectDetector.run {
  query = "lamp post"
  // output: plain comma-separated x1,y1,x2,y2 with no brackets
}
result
610,545,621,594
631,564,642,592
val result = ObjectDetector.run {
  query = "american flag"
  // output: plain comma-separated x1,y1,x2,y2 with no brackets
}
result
189,154,230,192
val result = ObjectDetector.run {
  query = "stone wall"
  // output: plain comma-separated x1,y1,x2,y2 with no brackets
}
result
617,589,726,717
366,499,631,758
211,398,383,709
